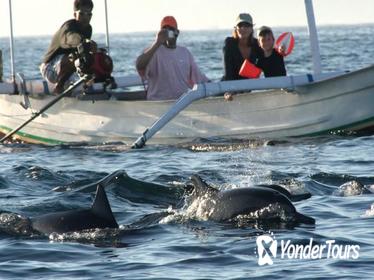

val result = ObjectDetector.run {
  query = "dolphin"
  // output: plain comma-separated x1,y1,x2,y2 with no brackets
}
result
188,175,315,224
31,184,118,235
53,169,183,207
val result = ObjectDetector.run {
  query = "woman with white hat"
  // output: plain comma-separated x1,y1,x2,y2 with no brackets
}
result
222,13,262,81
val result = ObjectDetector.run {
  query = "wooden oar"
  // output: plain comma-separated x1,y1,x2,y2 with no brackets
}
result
0,74,91,143
131,72,343,149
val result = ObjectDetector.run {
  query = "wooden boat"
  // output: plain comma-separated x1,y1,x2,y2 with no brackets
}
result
1,0,373,146
1,65,374,145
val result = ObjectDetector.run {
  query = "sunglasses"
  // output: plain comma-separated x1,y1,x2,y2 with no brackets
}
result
237,22,253,28
78,11,93,17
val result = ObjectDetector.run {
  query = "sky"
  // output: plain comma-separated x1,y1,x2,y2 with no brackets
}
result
0,0,374,37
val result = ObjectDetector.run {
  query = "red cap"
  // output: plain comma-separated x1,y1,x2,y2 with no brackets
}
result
161,16,178,29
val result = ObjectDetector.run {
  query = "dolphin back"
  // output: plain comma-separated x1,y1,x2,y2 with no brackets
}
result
257,184,312,202
31,185,118,235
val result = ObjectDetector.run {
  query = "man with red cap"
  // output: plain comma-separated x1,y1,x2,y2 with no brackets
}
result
136,16,209,100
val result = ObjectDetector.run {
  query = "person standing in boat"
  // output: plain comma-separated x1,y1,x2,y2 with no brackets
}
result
136,16,209,101
256,26,287,77
222,13,262,82
40,0,97,94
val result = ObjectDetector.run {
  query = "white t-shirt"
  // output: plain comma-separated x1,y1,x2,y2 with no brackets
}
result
142,45,209,100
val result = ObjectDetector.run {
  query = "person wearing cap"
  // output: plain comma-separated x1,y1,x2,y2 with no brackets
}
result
136,16,209,101
222,13,262,81
40,0,97,94
256,26,286,77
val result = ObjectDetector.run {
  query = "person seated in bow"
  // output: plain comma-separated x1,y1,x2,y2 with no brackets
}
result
222,13,263,101
136,16,209,101
40,0,97,94
256,26,287,77
222,13,262,82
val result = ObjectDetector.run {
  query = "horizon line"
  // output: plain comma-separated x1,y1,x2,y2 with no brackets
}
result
1,22,373,39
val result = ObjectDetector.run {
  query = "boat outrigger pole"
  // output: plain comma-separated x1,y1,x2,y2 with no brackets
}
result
304,0,322,74
104,0,110,54
8,0,16,84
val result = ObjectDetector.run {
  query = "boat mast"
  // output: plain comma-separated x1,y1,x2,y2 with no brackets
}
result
104,0,110,54
8,0,16,82
0,50,3,82
304,0,322,74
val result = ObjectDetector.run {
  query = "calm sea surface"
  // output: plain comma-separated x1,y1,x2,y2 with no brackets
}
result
1,25,374,279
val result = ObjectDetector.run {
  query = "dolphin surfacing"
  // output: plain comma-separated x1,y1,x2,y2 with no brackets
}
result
31,185,118,235
189,175,315,225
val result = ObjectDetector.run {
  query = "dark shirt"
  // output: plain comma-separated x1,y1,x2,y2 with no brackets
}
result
222,36,262,81
43,19,92,63
256,49,286,77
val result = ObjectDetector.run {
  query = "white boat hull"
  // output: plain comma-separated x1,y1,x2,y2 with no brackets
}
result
1,66,374,145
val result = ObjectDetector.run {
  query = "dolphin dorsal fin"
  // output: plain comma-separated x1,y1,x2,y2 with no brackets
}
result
190,175,219,196
91,184,118,227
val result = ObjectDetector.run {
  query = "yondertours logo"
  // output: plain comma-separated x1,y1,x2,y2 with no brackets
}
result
256,234,278,265
255,233,360,266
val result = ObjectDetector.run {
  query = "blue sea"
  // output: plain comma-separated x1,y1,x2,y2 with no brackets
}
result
1,25,374,279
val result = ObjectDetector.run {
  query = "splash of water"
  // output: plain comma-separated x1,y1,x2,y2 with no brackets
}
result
333,180,368,196
362,203,374,218
0,213,35,236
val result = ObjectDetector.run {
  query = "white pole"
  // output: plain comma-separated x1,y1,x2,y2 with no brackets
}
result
104,0,110,54
0,50,3,82
304,0,322,74
8,0,16,82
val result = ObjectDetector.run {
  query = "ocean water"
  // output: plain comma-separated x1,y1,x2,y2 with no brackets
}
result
1,25,374,279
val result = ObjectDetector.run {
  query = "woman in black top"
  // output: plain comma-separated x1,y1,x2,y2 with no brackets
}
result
222,13,262,81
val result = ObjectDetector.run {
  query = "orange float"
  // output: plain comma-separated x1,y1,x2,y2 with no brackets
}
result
275,32,295,57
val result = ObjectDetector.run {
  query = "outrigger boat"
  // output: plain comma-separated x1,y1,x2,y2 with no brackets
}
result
1,0,374,146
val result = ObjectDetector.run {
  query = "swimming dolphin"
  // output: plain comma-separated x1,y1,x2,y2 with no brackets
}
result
188,175,315,224
31,184,118,235
53,169,183,207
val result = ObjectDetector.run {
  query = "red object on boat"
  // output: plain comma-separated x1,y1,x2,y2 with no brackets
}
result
275,32,295,57
239,59,262,79
91,51,113,79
